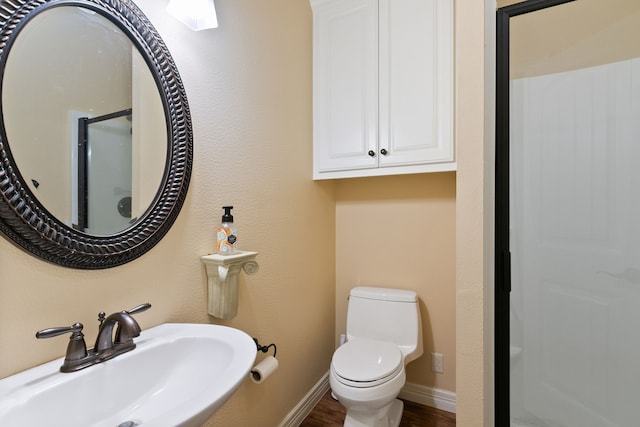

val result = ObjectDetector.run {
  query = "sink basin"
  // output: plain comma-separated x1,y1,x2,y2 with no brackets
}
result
0,323,256,427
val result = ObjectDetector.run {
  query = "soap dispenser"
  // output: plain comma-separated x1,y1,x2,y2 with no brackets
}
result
216,206,238,255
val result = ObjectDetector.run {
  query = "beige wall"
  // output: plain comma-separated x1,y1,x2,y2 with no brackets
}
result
499,0,640,78
332,0,494,412
455,0,495,425
333,0,496,420
335,173,456,392
0,0,497,425
0,1,336,426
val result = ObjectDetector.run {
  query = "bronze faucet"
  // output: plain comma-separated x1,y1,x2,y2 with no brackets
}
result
36,303,151,373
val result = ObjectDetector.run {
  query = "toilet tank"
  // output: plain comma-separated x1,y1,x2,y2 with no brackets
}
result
346,286,423,361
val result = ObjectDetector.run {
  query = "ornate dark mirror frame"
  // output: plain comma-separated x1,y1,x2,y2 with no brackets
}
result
0,0,192,269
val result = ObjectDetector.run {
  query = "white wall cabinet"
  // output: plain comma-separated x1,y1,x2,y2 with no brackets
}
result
310,0,454,180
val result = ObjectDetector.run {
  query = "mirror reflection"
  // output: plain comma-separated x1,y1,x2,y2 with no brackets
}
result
2,6,167,236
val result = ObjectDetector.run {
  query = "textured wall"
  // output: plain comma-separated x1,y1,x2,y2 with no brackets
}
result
455,0,495,425
335,173,456,393
502,0,640,78
0,0,476,424
0,0,336,425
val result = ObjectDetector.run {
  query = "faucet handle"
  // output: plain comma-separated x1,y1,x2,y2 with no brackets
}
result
36,323,90,372
36,322,84,339
127,303,151,315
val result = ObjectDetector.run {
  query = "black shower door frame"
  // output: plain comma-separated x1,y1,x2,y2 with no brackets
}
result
494,0,576,424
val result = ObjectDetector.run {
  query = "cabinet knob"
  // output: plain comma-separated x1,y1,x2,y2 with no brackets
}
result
380,148,388,156
368,150,376,157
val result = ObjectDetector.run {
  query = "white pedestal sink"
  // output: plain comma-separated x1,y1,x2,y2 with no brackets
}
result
0,323,257,426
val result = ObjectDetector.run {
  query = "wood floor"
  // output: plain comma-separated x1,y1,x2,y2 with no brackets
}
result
300,390,456,427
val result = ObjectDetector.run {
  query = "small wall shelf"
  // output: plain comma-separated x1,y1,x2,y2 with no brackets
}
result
201,251,259,320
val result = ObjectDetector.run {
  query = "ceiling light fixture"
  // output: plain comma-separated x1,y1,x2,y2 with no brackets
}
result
167,0,218,31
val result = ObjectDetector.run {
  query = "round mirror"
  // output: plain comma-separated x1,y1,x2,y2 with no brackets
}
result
0,0,192,269
3,6,166,236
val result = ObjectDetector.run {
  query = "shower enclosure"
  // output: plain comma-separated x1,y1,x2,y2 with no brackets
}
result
495,0,640,426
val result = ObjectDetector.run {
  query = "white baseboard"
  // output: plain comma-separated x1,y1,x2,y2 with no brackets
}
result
279,372,330,427
399,382,457,414
279,372,456,426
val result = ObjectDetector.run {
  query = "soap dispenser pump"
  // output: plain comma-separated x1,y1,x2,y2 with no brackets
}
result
216,206,238,255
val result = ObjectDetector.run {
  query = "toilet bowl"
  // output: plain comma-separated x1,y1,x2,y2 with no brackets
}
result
330,287,422,427
330,339,406,427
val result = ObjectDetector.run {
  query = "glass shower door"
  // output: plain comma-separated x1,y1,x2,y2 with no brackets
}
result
501,1,640,426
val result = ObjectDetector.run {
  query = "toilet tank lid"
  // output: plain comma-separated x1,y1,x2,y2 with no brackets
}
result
350,286,417,302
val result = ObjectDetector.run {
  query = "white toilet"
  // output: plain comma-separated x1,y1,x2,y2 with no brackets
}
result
330,286,423,427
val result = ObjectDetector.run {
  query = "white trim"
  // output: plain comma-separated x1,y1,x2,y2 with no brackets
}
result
278,372,331,427
399,382,457,414
278,373,456,426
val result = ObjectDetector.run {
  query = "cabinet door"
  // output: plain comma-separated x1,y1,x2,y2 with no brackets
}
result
378,0,453,167
313,0,378,175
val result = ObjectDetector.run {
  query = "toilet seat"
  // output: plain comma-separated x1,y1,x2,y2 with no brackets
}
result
332,339,403,388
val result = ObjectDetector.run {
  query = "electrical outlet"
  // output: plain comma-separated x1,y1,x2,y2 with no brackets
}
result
431,352,444,373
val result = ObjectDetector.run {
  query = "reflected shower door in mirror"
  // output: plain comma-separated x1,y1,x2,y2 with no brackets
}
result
2,6,166,236
75,109,133,234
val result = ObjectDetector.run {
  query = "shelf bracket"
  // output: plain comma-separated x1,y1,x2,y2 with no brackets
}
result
201,251,259,320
